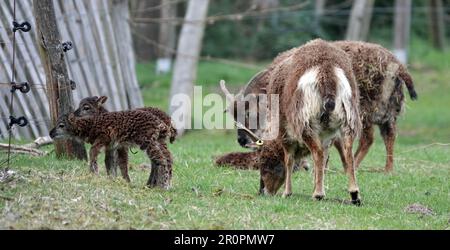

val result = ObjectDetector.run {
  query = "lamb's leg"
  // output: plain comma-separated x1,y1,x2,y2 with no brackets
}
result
303,134,325,200
148,161,158,187
380,122,396,173
89,142,103,175
282,145,294,198
105,146,118,177
117,146,131,182
145,141,172,189
158,143,173,188
354,125,375,169
342,133,361,205
333,138,348,172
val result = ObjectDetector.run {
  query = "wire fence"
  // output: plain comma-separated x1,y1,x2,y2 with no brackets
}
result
1,0,449,150
0,0,143,143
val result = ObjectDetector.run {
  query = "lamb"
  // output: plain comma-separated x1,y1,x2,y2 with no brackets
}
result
49,110,173,189
224,39,362,202
221,40,418,173
215,151,307,172
215,151,260,170
73,96,176,180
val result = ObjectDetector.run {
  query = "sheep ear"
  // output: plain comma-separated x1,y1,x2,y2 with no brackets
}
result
97,96,108,105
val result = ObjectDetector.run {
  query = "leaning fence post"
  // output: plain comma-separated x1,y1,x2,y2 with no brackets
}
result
33,0,87,160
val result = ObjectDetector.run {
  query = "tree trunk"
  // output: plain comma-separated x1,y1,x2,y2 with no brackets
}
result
393,0,412,64
315,0,327,19
130,0,160,62
314,0,327,33
346,0,375,41
428,0,446,50
156,0,178,74
251,0,279,32
169,0,209,135
33,0,87,160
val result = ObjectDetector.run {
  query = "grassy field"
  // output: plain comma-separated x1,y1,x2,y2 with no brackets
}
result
1,41,449,229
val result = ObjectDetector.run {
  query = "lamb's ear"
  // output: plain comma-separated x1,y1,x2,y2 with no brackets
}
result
97,96,108,105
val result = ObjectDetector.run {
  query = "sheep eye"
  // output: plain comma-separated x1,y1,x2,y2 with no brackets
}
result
58,123,65,128
83,106,90,111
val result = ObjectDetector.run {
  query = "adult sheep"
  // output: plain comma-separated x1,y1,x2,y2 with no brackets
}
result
258,39,362,203
220,40,418,173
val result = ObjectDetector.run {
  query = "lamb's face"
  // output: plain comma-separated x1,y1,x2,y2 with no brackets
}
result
49,114,72,139
259,161,285,195
74,96,108,117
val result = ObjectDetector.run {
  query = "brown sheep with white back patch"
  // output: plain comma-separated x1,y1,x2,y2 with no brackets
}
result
219,40,417,173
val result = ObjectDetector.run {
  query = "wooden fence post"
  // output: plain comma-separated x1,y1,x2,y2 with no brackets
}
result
33,0,87,160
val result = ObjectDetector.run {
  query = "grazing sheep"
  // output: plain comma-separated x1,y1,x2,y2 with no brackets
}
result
243,39,362,203
73,96,177,181
222,40,417,173
49,110,173,189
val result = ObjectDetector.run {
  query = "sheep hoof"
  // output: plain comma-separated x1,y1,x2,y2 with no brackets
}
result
282,191,292,198
350,192,361,206
313,191,325,201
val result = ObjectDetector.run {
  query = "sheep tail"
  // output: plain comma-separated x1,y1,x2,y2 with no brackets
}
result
398,66,418,100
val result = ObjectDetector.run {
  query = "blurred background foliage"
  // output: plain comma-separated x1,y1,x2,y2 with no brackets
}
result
201,0,449,60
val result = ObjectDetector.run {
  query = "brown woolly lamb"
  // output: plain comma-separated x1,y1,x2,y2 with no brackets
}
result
222,40,417,173
73,96,176,181
215,151,260,170
49,111,173,189
215,151,308,172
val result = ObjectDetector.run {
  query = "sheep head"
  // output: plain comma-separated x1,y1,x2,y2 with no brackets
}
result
49,114,76,139
74,96,109,117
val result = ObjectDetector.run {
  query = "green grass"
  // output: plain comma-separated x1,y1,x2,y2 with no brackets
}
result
1,44,450,229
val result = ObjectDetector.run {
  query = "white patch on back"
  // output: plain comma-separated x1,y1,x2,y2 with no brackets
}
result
334,67,355,128
297,67,321,126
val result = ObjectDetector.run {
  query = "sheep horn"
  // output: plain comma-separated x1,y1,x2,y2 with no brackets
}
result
220,80,235,103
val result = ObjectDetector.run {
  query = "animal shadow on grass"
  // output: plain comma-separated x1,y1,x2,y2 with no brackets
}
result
263,193,364,206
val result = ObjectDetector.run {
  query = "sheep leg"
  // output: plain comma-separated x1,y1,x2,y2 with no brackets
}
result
333,138,348,172
354,125,375,169
117,146,131,182
148,162,158,187
159,143,173,188
89,142,103,175
303,134,325,200
342,134,361,205
104,146,118,177
145,141,172,189
282,145,294,198
380,122,396,173
281,146,294,198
